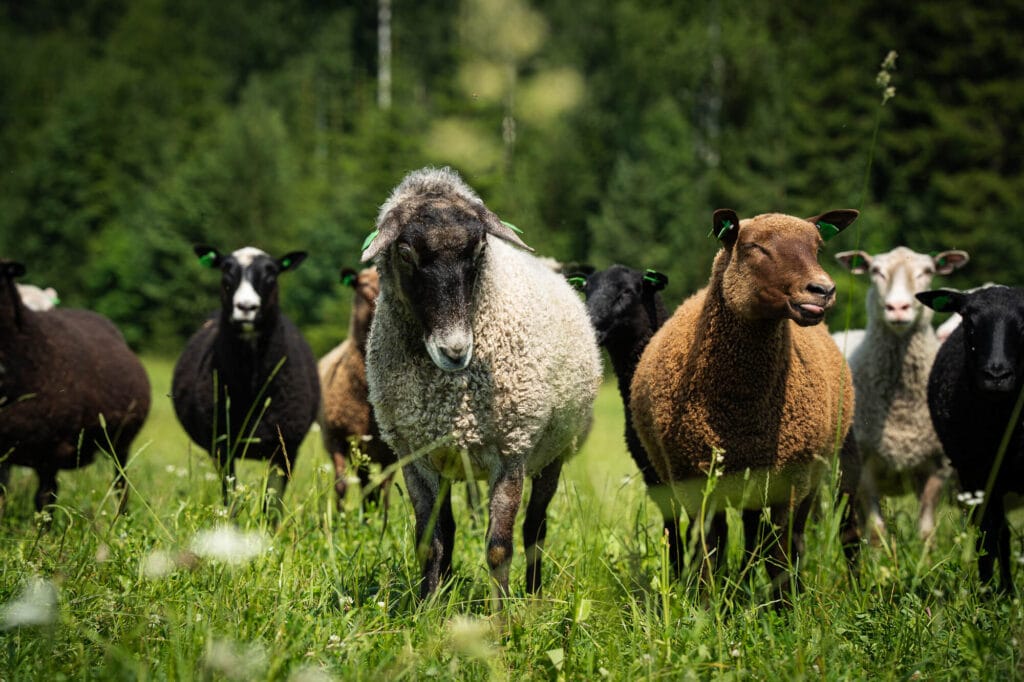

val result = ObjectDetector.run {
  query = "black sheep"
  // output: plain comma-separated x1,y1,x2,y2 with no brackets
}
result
919,285,1024,591
172,246,319,516
0,259,151,516
574,265,683,567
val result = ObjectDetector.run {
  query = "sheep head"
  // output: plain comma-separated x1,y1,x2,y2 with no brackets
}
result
837,247,969,335
713,209,857,327
193,245,307,338
919,286,1024,395
580,265,668,345
363,167,532,372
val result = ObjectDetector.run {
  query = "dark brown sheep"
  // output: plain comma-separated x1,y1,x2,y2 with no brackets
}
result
630,210,860,599
0,260,151,517
318,266,396,509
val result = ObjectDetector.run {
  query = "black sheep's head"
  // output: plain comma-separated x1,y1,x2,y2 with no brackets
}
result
576,265,667,346
193,245,307,338
919,286,1024,395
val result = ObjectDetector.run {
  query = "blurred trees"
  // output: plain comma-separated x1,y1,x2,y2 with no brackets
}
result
1,0,1020,352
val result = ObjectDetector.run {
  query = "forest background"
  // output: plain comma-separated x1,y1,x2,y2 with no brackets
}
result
2,0,1021,354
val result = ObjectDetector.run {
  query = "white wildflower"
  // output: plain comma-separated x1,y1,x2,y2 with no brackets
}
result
203,638,268,681
204,472,218,482
447,615,496,660
1,578,59,629
190,524,268,565
141,549,178,580
288,667,337,682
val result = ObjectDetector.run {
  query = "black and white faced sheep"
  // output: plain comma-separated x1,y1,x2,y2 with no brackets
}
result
630,209,861,598
318,266,397,509
835,247,969,542
171,246,319,517
0,260,150,517
576,265,683,566
363,167,602,606
919,285,1024,591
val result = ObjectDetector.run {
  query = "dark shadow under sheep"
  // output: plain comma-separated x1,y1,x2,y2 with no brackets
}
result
0,260,151,518
171,246,319,519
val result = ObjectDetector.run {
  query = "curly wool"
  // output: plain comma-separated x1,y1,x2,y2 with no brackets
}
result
367,236,601,479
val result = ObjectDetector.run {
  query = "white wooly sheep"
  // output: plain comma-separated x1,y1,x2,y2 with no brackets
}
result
835,246,969,541
831,328,866,359
362,167,602,605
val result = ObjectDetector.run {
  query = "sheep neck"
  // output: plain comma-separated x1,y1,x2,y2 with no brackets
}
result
860,319,937,396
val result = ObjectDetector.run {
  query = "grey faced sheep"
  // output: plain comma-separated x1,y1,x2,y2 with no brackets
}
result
15,283,58,312
362,167,602,605
630,209,861,598
575,265,683,567
318,266,397,509
919,285,1024,591
835,246,969,543
171,246,319,518
0,260,150,517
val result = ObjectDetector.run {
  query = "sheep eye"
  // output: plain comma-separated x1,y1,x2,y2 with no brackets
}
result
398,244,415,265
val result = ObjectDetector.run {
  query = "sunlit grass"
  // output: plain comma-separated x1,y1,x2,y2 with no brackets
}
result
0,356,1022,679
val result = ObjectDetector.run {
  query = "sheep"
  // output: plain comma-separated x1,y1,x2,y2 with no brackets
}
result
919,285,1024,591
362,166,602,604
574,265,684,566
0,259,150,517
15,283,58,311
831,328,866,360
630,209,861,597
318,266,397,509
171,245,320,517
834,246,969,543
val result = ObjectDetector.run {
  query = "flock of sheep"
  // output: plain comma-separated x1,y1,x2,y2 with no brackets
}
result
2,165,1023,606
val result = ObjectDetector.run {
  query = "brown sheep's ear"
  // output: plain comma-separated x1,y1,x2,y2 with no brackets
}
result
340,268,359,288
934,250,969,275
478,205,534,252
835,250,873,274
917,288,965,314
3,261,26,278
277,251,307,272
642,269,668,292
361,212,404,263
193,244,223,269
807,209,859,241
711,209,740,247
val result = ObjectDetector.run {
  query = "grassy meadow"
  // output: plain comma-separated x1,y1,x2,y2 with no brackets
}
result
1,356,1023,680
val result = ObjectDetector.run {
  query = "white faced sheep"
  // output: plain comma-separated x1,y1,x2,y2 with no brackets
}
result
630,209,861,598
834,246,969,543
15,283,58,311
0,260,150,517
171,246,319,518
318,266,397,509
919,285,1024,591
362,167,602,605
575,265,684,566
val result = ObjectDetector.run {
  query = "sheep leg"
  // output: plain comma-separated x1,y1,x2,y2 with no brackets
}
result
741,508,766,573
765,497,812,606
977,495,1011,590
331,443,350,510
523,458,562,594
916,469,946,541
838,431,862,567
701,512,729,589
858,457,886,545
405,464,455,599
487,462,525,606
34,465,58,514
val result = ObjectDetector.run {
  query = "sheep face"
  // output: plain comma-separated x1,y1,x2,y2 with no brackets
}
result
837,247,969,335
713,209,857,327
582,265,667,345
193,245,307,338
920,286,1024,395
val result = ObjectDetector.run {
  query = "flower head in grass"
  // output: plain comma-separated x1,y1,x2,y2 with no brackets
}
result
190,525,269,566
1,577,58,629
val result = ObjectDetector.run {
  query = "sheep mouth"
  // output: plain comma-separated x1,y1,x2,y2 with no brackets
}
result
789,300,827,326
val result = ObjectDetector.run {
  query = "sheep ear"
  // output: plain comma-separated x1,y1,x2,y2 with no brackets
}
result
340,268,359,288
642,269,669,292
934,250,969,275
711,209,740,246
361,213,403,263
277,251,307,272
807,209,859,241
917,288,965,314
3,261,26,278
193,244,222,269
478,207,534,252
835,250,872,274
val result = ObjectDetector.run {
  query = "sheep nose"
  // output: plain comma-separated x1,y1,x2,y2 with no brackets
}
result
886,301,912,315
235,301,259,314
807,281,835,298
442,342,468,362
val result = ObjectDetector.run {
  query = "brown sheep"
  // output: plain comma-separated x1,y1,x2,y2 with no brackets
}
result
318,267,397,509
630,209,860,599
1,260,150,518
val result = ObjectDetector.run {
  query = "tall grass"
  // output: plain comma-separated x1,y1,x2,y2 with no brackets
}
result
0,356,1022,680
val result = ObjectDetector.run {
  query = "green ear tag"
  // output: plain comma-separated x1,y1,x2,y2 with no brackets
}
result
362,229,380,252
198,251,217,268
817,221,840,241
937,256,947,267
52,296,60,306
500,220,523,234
567,276,587,290
643,269,663,284
932,294,951,311
281,257,292,269
709,220,733,239
342,273,357,287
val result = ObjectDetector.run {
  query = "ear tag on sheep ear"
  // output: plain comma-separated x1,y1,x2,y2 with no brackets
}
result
341,272,357,287
567,276,587,291
708,220,733,239
643,270,664,284
816,221,840,241
281,257,293,269
198,251,217,268
361,229,380,252
500,219,523,234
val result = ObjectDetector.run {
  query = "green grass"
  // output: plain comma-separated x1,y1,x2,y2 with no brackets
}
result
1,356,1022,680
